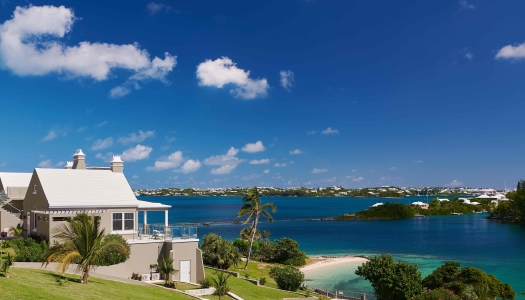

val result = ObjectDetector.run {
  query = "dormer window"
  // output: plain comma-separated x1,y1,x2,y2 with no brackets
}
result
33,185,37,194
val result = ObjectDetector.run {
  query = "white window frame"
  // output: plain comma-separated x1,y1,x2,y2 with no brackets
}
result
33,212,38,232
111,212,135,234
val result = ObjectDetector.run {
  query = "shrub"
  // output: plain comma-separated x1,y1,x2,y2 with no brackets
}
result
273,237,307,266
199,277,213,288
9,237,48,262
212,271,232,299
131,273,140,280
201,234,241,270
233,238,259,256
413,288,459,300
269,265,304,291
259,277,267,285
164,281,176,289
1,253,14,276
96,234,131,266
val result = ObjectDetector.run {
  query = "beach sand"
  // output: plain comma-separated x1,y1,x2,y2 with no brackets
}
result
300,255,369,272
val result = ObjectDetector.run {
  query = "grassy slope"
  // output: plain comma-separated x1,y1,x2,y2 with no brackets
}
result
0,268,194,300
205,268,305,300
228,260,281,289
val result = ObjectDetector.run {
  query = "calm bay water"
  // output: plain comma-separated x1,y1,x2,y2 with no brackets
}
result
138,196,525,298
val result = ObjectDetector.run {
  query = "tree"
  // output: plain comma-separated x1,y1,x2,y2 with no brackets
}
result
237,186,276,269
240,226,261,241
201,233,241,270
506,180,525,222
212,271,232,299
269,265,304,291
1,253,14,278
42,213,129,284
158,256,178,285
272,237,306,266
355,254,423,300
422,262,515,300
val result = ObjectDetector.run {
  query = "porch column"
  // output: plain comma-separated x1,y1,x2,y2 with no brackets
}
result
164,210,169,227
144,211,148,235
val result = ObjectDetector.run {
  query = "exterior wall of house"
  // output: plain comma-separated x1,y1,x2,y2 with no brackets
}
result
163,240,203,283
7,187,28,200
22,173,48,237
0,208,22,232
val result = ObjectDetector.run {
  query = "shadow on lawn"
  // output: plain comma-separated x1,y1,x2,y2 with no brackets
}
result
42,271,102,285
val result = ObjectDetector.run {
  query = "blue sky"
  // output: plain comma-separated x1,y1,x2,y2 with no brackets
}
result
0,0,524,189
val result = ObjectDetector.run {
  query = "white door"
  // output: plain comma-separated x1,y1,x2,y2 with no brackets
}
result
180,260,191,282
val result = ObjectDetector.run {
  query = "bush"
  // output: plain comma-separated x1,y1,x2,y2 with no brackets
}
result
413,288,459,300
273,238,306,266
164,281,176,289
96,234,130,266
199,277,213,288
9,237,48,262
201,234,241,270
259,277,267,285
233,238,259,256
269,265,304,291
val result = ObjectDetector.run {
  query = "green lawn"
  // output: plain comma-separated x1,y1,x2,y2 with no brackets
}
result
0,268,194,300
205,268,306,300
154,281,199,291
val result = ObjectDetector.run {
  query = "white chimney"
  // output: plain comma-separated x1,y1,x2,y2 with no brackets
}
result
65,161,73,169
110,155,124,173
72,149,86,169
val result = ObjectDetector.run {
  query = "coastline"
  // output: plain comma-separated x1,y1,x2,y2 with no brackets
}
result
300,255,369,272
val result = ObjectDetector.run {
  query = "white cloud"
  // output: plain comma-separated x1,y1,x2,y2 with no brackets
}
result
274,163,287,167
459,0,475,10
210,165,236,175
118,130,155,145
389,167,396,170
495,42,525,59
196,57,269,99
307,131,316,135
178,159,201,174
109,86,131,98
38,159,52,167
41,130,58,141
146,151,184,171
351,169,357,172
289,149,303,155
132,175,139,179
204,147,245,175
121,144,153,162
413,160,423,163
369,170,375,172
352,176,364,182
55,161,65,167
0,5,176,98
146,2,173,15
303,181,312,186
91,137,113,151
76,126,87,133
95,152,114,162
321,127,339,135
242,141,265,153
311,168,328,174
263,169,270,174
280,70,294,91
446,179,463,187
380,177,391,181
464,52,473,60
95,121,108,128
249,159,269,165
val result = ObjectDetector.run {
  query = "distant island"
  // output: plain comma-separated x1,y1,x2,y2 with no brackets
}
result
134,186,495,198
333,198,492,220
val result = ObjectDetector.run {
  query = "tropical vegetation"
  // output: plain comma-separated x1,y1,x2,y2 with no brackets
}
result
158,256,178,285
43,213,129,284
2,237,48,262
237,186,276,269
211,271,231,299
201,233,241,269
355,254,423,300
356,254,515,300
490,180,525,222
268,265,305,291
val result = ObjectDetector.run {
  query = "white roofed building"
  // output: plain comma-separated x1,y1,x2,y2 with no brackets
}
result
21,149,204,283
0,172,32,231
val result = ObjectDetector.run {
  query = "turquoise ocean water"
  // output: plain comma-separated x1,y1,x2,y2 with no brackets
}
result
138,196,525,298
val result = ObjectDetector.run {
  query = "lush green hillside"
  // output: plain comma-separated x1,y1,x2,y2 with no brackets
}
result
0,268,194,300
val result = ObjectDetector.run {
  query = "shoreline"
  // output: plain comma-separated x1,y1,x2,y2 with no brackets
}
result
300,255,370,272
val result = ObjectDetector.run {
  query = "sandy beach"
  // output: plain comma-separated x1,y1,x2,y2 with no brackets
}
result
300,255,370,272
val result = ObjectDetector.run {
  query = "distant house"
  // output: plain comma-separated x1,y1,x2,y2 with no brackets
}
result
19,149,204,283
411,201,429,210
0,172,32,231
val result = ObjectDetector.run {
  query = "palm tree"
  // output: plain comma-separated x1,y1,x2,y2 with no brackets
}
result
42,213,128,284
158,256,178,285
237,186,276,270
240,226,261,242
212,271,232,299
9,226,23,237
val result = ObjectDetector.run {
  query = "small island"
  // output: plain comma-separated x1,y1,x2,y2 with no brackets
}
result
334,198,492,220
